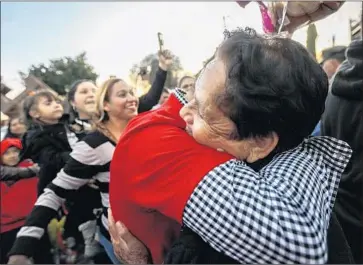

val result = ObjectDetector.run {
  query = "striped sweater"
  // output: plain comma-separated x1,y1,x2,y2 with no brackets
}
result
9,130,115,257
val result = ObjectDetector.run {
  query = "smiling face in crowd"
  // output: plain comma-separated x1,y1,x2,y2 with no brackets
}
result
103,81,139,121
72,81,97,117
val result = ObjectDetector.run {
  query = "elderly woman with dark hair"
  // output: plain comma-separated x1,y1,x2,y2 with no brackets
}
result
108,28,353,264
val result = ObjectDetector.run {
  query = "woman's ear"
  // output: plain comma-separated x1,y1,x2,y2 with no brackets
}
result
103,102,110,112
246,132,279,163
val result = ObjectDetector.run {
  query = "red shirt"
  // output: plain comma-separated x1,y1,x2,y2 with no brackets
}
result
110,94,232,263
1,139,38,233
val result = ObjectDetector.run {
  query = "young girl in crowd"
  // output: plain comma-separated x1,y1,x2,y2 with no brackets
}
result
0,138,52,264
20,90,76,196
19,89,103,261
8,78,139,265
62,80,104,260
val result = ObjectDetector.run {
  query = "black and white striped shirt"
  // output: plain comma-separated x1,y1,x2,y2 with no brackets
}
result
9,130,115,257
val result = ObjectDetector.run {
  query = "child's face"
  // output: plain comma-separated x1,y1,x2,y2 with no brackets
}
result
1,147,20,166
32,96,64,124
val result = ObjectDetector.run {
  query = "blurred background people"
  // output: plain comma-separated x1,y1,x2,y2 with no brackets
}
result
321,37,363,264
4,117,27,140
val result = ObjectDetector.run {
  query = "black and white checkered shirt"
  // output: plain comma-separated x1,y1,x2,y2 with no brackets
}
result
172,88,352,264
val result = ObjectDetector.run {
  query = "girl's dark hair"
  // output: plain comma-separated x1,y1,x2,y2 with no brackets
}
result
22,90,59,126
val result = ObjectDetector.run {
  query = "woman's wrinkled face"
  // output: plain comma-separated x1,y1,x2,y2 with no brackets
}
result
10,118,26,136
1,147,20,166
72,81,97,116
104,81,139,121
179,57,237,150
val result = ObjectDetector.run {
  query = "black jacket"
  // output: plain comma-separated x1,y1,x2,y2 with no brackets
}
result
321,39,363,264
21,118,72,196
138,67,167,113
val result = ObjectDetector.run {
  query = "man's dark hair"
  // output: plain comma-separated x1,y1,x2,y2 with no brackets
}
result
217,27,329,152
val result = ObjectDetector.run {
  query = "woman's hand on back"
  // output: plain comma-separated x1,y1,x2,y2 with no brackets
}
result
108,209,150,264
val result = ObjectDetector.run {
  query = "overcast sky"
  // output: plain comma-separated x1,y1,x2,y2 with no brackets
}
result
1,2,360,98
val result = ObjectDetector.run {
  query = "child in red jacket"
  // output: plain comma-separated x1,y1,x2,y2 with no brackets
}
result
0,138,39,263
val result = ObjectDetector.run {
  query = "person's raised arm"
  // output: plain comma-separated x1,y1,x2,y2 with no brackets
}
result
138,50,173,113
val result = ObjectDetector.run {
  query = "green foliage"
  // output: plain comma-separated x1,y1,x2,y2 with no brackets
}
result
22,52,98,95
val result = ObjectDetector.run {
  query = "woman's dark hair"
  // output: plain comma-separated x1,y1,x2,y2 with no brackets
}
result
22,90,60,126
216,27,328,152
4,117,25,139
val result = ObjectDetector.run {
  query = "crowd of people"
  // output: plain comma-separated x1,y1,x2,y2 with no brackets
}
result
1,2,362,264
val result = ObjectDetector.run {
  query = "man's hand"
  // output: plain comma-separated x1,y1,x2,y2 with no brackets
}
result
158,50,173,71
281,1,344,33
236,1,344,34
108,209,150,264
8,255,32,264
